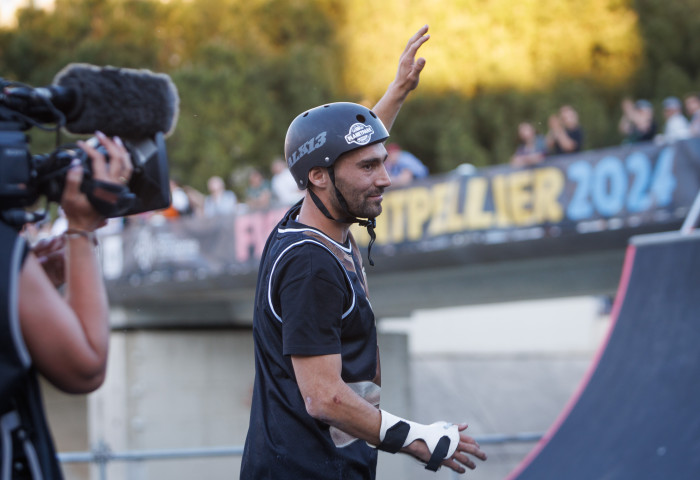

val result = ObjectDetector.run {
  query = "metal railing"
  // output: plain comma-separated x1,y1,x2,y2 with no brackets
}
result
59,433,542,480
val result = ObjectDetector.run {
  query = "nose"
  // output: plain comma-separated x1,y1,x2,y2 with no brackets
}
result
377,163,392,188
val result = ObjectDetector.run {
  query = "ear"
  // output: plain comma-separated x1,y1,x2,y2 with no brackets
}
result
307,166,328,189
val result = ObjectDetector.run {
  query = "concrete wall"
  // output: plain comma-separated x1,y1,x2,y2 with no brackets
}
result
40,329,411,480
42,379,90,480
87,329,255,480
43,295,611,480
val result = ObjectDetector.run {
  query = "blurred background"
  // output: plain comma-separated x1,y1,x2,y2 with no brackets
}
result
2,0,700,192
3,1,700,479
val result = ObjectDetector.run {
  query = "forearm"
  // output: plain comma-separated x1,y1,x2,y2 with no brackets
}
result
308,380,383,445
293,354,382,444
64,233,110,371
292,354,486,472
373,83,412,133
556,133,577,152
550,127,576,152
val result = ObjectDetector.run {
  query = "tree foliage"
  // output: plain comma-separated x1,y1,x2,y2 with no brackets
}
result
0,0,698,189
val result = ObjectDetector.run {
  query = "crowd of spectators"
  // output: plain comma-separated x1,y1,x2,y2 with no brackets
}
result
511,93,700,168
510,104,583,167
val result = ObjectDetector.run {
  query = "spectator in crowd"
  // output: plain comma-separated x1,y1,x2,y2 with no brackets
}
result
159,178,193,221
245,168,272,211
618,98,656,143
510,121,547,167
182,185,206,217
684,92,700,137
270,156,304,206
203,175,238,217
384,143,429,187
546,104,584,155
660,96,690,143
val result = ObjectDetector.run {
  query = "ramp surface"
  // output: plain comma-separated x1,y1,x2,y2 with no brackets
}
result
506,230,700,479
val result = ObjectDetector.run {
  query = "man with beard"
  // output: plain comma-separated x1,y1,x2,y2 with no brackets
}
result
240,26,487,479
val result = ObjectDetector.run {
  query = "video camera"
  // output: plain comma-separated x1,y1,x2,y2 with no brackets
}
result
0,63,179,227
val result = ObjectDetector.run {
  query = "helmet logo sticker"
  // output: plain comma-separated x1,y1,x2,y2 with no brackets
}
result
288,131,327,167
345,123,375,146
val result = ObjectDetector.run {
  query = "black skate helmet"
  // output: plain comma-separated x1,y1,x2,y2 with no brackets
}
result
283,102,390,266
284,102,390,189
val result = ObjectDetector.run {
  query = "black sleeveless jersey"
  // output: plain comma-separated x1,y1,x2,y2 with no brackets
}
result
241,203,379,480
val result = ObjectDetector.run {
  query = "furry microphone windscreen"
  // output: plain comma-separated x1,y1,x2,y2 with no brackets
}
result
52,63,180,140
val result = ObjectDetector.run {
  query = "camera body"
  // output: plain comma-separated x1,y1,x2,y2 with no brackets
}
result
0,71,173,226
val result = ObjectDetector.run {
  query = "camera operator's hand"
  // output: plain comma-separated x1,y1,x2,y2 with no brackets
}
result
62,131,133,231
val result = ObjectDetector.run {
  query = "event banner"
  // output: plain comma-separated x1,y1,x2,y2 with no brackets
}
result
351,137,700,256
103,138,700,287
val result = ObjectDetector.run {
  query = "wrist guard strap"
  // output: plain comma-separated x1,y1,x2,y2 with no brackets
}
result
377,410,460,471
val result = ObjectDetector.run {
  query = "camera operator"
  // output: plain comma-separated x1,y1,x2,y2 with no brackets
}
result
1,131,132,479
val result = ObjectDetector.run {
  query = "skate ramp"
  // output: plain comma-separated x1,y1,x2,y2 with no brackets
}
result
507,230,700,479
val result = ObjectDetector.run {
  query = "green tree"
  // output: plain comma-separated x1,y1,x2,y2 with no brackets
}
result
1,0,699,184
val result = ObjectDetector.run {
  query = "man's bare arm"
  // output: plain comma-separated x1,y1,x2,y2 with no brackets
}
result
292,353,487,473
373,25,430,132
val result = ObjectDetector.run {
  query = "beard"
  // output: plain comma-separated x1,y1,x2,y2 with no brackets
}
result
331,181,384,220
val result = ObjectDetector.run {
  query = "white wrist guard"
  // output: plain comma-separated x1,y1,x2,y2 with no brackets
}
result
377,410,460,471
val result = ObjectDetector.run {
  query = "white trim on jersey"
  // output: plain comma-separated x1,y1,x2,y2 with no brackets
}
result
277,226,353,255
268,236,356,323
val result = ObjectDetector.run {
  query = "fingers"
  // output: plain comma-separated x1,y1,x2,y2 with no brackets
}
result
32,235,65,257
63,158,85,199
402,35,430,70
404,24,429,51
77,136,106,180
440,423,488,473
393,25,430,94
61,157,103,230
78,131,133,186
31,237,52,254
104,134,133,185
441,451,478,474
403,27,430,64
441,444,488,473
452,452,477,470
442,458,467,474
460,440,488,461
408,57,427,83
402,421,486,475
458,426,488,461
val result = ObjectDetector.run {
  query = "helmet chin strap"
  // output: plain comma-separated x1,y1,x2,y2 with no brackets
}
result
307,166,377,266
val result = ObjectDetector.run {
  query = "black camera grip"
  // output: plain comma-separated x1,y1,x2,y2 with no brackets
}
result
80,179,136,218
